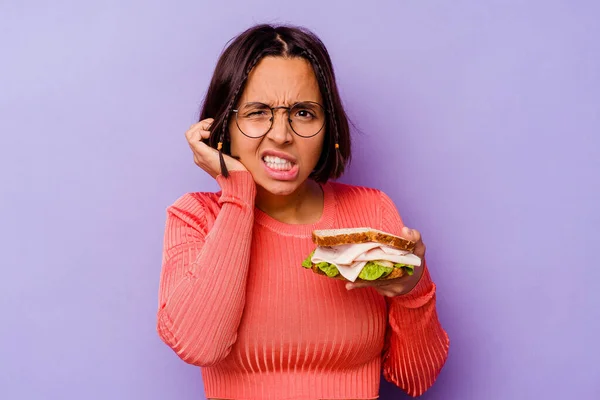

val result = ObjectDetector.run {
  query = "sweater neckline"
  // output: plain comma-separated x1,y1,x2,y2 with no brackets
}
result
253,181,336,236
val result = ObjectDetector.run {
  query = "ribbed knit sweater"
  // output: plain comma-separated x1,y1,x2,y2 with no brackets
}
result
157,171,449,399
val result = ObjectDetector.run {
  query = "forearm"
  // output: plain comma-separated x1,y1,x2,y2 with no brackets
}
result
383,264,450,396
157,171,255,366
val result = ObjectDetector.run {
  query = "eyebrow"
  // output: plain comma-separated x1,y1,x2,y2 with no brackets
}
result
241,100,322,106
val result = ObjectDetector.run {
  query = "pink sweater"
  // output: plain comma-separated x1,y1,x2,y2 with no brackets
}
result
157,171,449,399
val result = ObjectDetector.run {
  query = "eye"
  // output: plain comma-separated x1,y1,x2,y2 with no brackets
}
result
240,105,270,118
295,109,315,119
247,110,267,117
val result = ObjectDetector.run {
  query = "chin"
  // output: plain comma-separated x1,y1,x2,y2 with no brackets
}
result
257,180,303,196
252,169,311,197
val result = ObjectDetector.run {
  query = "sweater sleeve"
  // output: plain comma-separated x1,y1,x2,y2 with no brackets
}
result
156,171,256,367
379,191,450,397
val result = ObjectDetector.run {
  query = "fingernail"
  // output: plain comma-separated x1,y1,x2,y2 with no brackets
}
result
402,226,411,235
346,283,354,290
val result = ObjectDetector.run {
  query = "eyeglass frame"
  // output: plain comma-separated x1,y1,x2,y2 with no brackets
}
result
231,101,327,139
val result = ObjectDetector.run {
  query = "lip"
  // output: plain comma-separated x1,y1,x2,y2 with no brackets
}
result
262,161,299,181
260,150,299,181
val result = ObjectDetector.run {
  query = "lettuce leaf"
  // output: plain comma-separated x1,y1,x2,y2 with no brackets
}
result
301,250,315,268
359,261,393,280
316,261,340,277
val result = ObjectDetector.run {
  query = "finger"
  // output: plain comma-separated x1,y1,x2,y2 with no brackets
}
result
188,118,214,132
413,240,426,258
346,281,383,290
401,226,421,242
191,140,217,160
197,128,211,141
185,126,196,142
186,119,214,140
186,126,202,142
401,226,426,258
373,287,390,297
346,282,363,290
187,135,218,167
186,126,210,143
198,118,214,131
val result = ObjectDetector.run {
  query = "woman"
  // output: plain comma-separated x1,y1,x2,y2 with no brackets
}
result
157,24,449,399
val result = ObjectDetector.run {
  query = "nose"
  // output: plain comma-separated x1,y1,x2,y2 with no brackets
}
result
265,108,293,144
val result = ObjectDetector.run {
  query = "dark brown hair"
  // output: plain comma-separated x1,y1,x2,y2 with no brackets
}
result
199,24,351,183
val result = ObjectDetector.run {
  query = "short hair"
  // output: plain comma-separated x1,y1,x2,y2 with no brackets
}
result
199,24,351,183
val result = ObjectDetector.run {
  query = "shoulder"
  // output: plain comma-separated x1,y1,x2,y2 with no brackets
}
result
328,180,403,230
328,180,390,206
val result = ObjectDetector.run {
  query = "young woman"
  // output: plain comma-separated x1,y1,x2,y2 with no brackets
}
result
157,24,449,399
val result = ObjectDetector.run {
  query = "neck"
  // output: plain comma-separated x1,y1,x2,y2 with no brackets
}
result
255,180,324,225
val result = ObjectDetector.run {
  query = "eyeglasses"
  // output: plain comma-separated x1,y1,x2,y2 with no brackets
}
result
232,101,326,138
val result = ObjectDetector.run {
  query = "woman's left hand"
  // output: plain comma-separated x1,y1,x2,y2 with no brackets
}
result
345,227,426,297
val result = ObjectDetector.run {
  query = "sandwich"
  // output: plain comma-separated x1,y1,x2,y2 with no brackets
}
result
301,228,422,282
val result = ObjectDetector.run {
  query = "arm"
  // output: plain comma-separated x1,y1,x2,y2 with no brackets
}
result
379,192,450,397
156,171,256,366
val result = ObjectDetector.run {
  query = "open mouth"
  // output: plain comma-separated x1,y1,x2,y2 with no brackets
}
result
261,154,299,181
262,155,295,171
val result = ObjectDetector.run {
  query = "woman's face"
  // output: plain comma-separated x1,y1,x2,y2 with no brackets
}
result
229,56,326,197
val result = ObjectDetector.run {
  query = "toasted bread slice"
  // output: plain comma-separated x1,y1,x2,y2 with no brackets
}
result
312,227,415,252
310,263,406,281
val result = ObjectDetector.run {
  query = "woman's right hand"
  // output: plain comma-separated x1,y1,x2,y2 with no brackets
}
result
185,118,248,179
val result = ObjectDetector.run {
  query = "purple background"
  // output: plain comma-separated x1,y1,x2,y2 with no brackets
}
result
1,1,599,399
